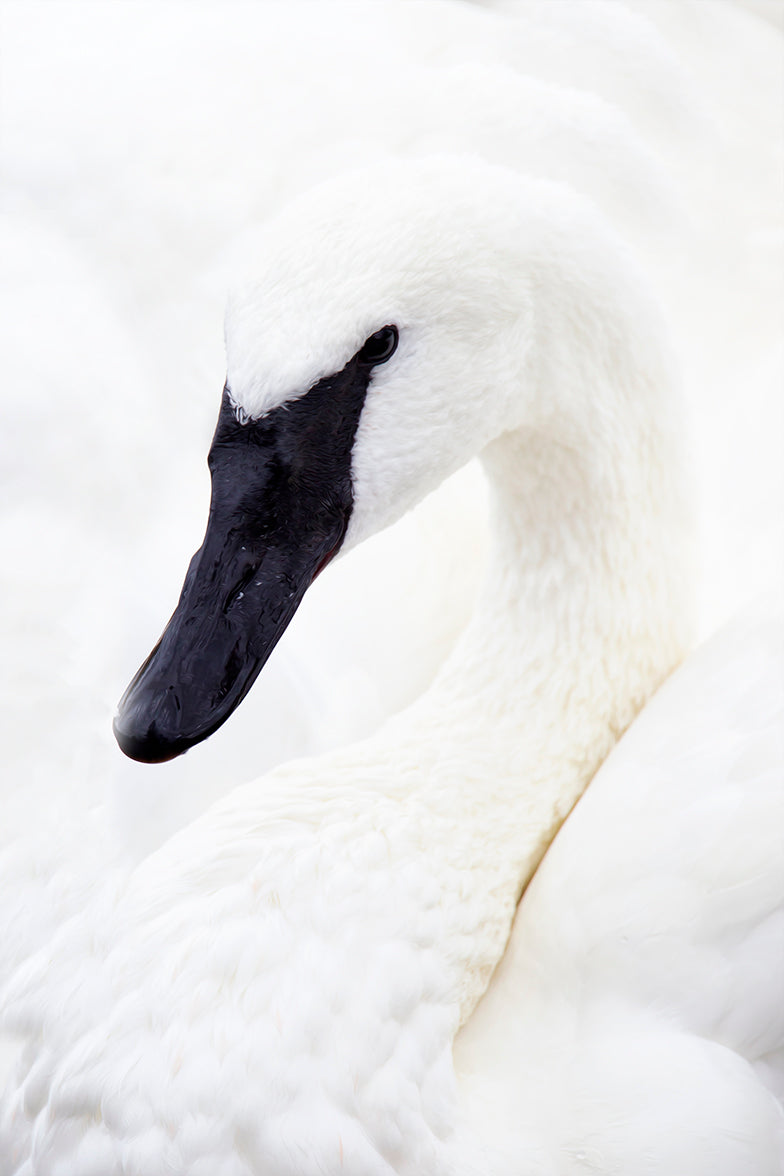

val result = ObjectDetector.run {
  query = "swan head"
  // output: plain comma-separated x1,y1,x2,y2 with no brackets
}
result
114,156,667,762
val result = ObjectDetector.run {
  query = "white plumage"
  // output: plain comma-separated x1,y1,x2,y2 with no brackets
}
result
457,603,784,1173
0,3,781,1173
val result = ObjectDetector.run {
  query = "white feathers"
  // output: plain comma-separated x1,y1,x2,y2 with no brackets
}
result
456,605,784,1174
1,2,782,1174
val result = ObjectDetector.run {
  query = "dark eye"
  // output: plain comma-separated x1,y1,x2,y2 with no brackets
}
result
357,325,398,367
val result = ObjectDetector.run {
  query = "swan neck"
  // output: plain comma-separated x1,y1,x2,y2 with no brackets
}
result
399,359,694,1021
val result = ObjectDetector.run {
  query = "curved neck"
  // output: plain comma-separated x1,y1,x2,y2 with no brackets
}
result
392,323,693,1021
453,401,691,731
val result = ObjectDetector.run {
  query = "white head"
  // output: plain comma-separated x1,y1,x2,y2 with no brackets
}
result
226,156,674,549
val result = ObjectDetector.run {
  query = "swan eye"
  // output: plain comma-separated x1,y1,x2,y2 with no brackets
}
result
357,325,398,367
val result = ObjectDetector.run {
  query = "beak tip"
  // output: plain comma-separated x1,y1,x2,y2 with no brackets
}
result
112,712,188,764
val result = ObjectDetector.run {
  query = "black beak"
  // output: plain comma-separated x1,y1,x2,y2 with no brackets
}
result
114,355,373,763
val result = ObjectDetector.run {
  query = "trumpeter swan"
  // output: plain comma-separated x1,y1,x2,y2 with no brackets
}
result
2,157,716,1174
1,1,781,1171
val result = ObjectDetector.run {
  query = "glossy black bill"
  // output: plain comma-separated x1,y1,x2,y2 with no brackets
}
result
113,351,377,763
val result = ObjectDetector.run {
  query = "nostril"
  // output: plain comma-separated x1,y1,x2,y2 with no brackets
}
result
223,565,257,614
